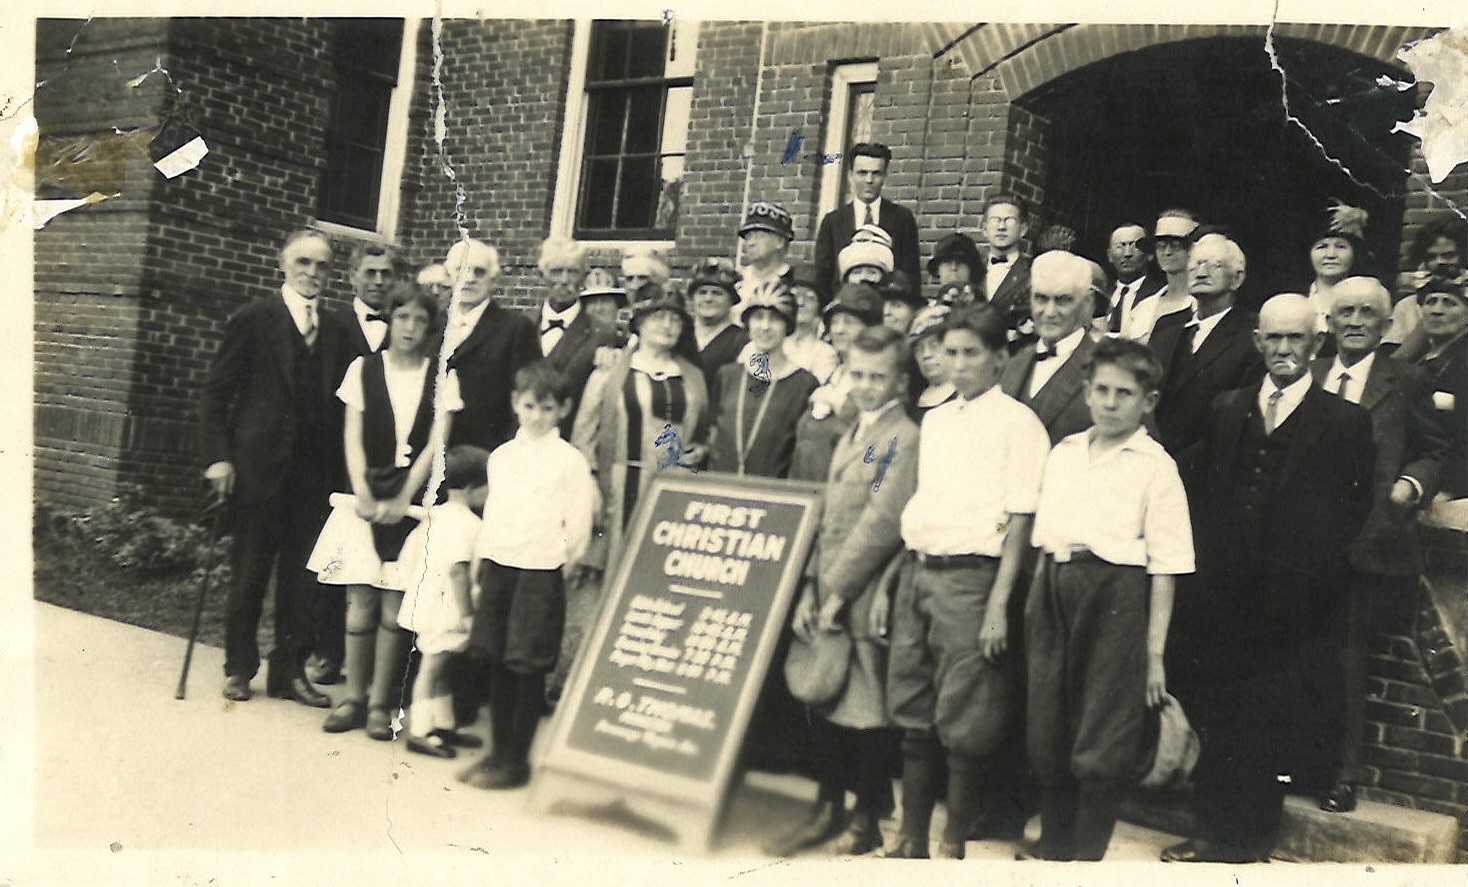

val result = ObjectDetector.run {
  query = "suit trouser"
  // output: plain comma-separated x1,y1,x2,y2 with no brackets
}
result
223,484,332,680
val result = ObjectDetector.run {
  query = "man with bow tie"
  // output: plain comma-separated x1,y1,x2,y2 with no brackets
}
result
1000,250,1100,445
344,243,403,357
1148,233,1265,455
201,229,353,707
813,143,920,294
535,237,617,438
980,194,1034,345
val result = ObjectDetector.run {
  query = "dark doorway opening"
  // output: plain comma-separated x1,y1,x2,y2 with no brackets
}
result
1018,37,1417,308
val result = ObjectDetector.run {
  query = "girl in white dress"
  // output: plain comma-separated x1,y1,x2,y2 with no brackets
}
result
307,284,460,740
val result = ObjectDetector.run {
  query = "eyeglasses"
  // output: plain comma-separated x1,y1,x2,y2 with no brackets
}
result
1188,258,1229,273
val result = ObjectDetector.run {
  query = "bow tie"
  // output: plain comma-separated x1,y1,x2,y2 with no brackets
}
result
1034,348,1056,362
364,313,387,324
541,318,566,333
990,255,1011,266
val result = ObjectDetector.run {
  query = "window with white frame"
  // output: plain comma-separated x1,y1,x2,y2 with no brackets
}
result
552,19,698,244
818,62,879,217
314,18,417,238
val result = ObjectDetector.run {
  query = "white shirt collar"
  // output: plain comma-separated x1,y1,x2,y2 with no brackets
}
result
352,296,378,321
953,383,1004,411
1037,325,1086,361
851,196,883,220
1259,371,1314,421
1330,349,1376,382
452,297,491,324
855,398,901,433
542,300,580,326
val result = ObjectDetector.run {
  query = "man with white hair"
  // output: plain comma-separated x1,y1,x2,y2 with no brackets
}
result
1163,294,1374,863
1000,250,1100,445
1310,276,1448,814
621,248,670,302
535,237,616,437
442,237,540,451
1148,232,1264,454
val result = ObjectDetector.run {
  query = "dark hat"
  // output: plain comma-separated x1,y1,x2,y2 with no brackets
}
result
822,282,884,328
686,257,740,301
632,292,693,331
784,625,851,705
740,287,797,332
738,201,795,241
881,270,923,308
1139,693,1201,790
578,267,628,307
926,232,984,280
1312,201,1368,253
788,261,829,307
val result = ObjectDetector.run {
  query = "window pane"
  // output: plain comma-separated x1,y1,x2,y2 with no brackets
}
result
586,92,627,156
590,21,630,82
660,86,692,155
332,19,402,80
616,156,658,229
318,142,383,228
578,158,619,231
848,86,875,147
624,87,662,154
627,25,667,79
655,156,683,232
333,87,392,146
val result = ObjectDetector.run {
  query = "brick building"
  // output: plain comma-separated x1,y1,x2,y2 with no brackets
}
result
32,18,1468,856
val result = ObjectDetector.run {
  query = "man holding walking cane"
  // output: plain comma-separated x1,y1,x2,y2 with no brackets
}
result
199,229,353,708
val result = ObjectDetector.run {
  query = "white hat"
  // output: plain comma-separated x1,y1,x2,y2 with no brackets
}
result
1154,215,1198,240
838,233,895,278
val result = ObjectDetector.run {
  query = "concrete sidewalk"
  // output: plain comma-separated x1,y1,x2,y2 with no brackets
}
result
22,602,1456,885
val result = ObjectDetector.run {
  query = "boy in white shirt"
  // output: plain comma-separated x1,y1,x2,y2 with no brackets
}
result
886,304,1050,859
458,361,596,790
1021,338,1194,860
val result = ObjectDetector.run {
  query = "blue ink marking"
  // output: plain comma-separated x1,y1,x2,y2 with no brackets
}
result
863,435,899,492
780,130,804,166
803,151,842,165
654,423,699,471
747,352,771,394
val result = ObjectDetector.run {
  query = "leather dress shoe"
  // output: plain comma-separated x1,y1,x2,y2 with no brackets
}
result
458,758,529,790
763,800,847,857
1014,839,1071,862
936,839,965,860
304,655,341,685
1161,838,1268,864
267,674,331,708
825,811,883,856
879,835,929,859
365,706,395,741
323,700,367,733
222,676,252,702
1319,780,1357,814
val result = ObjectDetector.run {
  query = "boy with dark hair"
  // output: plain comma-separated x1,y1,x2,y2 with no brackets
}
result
1020,337,1194,860
886,304,1051,859
458,360,596,790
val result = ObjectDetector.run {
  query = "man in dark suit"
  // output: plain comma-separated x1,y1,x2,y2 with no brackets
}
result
814,143,920,293
343,242,402,358
304,240,407,686
1163,295,1374,864
1149,233,1265,454
980,194,1033,345
442,238,541,452
1103,223,1166,335
1001,250,1099,444
1312,277,1447,813
535,237,617,438
200,229,349,708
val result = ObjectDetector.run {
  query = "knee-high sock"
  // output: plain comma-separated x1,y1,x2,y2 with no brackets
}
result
511,671,546,763
899,731,943,844
342,627,375,704
486,662,516,760
944,752,983,846
368,624,411,711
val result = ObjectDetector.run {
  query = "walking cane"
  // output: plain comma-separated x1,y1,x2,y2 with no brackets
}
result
175,497,226,700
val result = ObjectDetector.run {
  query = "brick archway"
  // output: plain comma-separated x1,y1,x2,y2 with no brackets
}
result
978,23,1434,103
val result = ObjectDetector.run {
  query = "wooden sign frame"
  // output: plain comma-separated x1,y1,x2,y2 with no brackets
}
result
528,471,823,850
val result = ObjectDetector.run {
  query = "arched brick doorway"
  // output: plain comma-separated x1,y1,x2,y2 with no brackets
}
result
989,26,1427,305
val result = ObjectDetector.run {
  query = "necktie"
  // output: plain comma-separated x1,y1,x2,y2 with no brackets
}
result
541,318,566,333
303,301,317,348
1181,317,1200,354
364,312,387,324
1108,283,1131,333
862,202,874,227
1264,388,1284,434
1337,371,1354,404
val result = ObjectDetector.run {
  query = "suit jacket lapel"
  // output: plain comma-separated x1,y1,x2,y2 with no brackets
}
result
833,404,901,476
1031,337,1093,425
1175,312,1245,386
550,312,591,362
451,302,497,360
1358,356,1393,413
1214,390,1250,482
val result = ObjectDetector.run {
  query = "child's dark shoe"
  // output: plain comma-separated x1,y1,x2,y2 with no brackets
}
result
406,732,457,759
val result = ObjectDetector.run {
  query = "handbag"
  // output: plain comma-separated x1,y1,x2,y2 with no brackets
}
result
784,625,853,706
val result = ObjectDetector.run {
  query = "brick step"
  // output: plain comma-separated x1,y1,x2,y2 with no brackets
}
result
1119,790,1459,863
